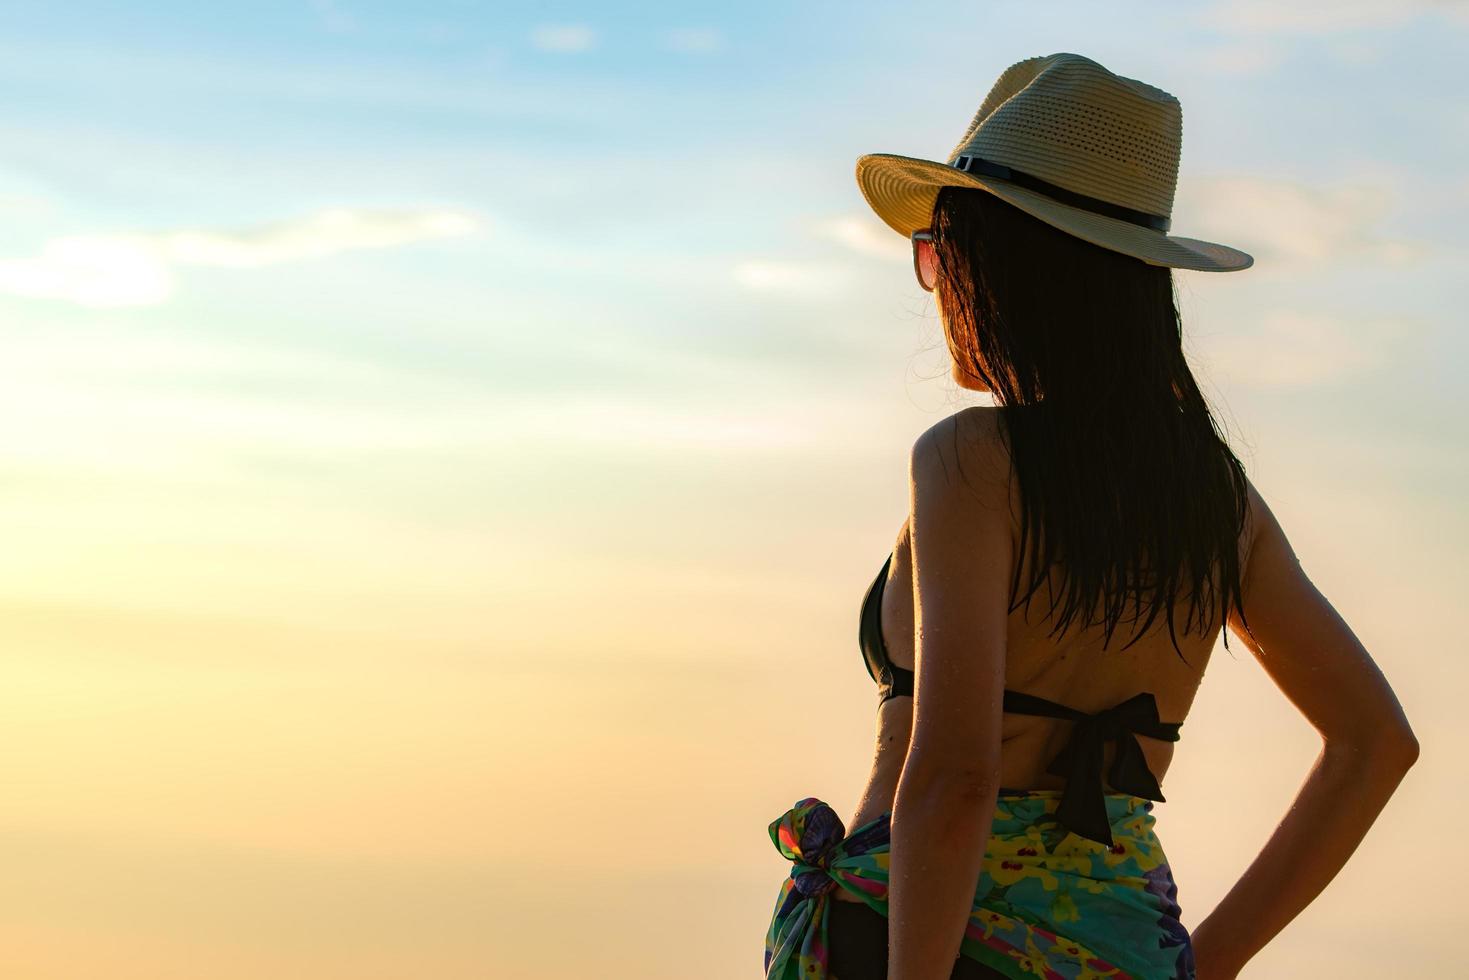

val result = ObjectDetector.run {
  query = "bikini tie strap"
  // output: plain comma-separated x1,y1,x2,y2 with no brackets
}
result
1042,692,1181,847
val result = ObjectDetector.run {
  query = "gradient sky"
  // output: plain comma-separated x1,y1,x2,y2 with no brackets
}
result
0,2,1464,977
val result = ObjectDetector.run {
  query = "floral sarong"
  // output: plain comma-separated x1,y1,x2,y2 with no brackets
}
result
763,790,1194,980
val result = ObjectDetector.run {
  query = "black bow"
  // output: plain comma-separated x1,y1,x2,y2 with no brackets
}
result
1039,691,1180,847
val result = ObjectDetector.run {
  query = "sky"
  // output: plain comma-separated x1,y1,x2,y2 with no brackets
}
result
0,1,1464,977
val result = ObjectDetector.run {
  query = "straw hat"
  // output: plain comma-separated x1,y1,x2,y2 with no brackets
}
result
855,53,1252,272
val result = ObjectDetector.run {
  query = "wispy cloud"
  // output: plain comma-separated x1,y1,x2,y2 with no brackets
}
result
530,23,596,53
0,339,830,463
0,237,173,308
1191,39,1284,76
164,208,478,267
1179,176,1423,267
730,259,854,296
807,215,909,260
659,28,723,53
1196,310,1425,386
0,208,481,308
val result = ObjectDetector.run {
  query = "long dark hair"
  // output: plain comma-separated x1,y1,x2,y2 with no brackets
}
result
930,185,1252,664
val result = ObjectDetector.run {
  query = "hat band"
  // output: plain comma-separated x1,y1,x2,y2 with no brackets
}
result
952,155,1171,233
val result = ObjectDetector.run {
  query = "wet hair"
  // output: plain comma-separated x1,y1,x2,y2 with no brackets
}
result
930,184,1252,663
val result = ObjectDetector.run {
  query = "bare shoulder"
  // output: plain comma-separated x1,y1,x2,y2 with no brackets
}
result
909,406,1011,507
1232,468,1282,617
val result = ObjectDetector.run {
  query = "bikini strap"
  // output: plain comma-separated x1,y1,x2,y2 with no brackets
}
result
1018,690,1182,847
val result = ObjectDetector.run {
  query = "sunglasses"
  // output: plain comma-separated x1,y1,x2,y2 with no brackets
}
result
911,230,938,292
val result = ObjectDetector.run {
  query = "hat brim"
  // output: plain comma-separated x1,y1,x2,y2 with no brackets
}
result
855,153,1252,273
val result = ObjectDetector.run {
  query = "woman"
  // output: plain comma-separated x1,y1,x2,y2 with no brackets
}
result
762,54,1419,980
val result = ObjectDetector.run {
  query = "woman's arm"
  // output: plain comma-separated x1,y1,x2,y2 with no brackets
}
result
1190,478,1420,978
887,409,1014,980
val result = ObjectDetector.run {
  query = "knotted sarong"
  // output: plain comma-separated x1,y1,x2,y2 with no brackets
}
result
763,791,1194,980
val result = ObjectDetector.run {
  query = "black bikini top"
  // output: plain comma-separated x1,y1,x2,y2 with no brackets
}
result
859,550,1182,847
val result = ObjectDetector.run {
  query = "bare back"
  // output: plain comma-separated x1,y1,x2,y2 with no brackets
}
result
878,472,1239,791
835,435,1257,862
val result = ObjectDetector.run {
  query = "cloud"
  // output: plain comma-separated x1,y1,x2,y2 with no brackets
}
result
1178,176,1423,267
0,207,480,308
1192,39,1285,76
0,338,828,461
806,215,909,260
730,259,854,296
0,236,175,307
163,208,478,268
660,28,722,53
1201,0,1469,33
530,23,596,53
1195,310,1423,386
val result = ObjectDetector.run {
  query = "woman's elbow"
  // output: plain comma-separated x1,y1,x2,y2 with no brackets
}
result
1327,721,1420,772
1382,726,1421,770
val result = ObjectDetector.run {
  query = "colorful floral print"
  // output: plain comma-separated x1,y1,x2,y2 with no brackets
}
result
763,791,1195,980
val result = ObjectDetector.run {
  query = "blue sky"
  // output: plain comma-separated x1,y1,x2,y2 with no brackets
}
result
0,2,1464,977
